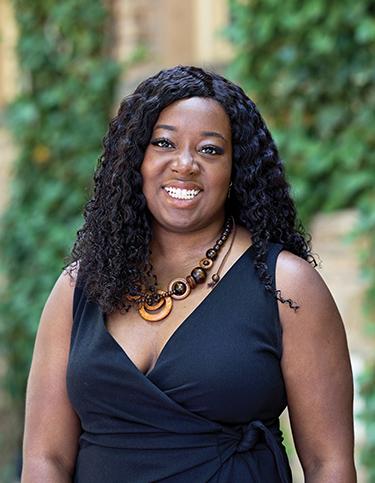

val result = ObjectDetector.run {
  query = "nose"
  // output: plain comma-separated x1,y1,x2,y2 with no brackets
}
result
170,149,199,176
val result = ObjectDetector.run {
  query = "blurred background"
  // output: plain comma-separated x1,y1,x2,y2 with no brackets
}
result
0,0,374,481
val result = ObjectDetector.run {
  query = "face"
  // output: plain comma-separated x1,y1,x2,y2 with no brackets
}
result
141,97,232,233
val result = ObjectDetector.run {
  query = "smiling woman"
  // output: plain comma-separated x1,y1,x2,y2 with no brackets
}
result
141,97,232,233
21,66,356,483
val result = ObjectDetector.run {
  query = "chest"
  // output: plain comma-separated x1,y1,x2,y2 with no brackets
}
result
105,284,214,375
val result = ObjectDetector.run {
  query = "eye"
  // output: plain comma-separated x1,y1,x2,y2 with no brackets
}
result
151,137,174,149
200,145,224,155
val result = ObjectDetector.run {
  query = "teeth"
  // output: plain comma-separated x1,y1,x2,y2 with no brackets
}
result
164,187,200,200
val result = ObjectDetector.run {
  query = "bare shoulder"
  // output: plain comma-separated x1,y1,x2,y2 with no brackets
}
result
46,262,80,313
275,249,322,292
33,260,81,370
37,266,78,343
58,261,80,293
275,249,337,327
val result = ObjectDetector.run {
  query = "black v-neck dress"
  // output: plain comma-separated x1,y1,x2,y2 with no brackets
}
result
67,242,293,482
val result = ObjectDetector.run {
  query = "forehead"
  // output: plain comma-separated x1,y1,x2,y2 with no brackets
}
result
155,97,231,134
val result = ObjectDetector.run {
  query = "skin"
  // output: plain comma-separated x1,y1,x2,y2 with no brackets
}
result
21,97,355,482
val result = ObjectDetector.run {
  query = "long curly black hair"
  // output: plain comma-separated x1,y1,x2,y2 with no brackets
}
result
66,65,317,314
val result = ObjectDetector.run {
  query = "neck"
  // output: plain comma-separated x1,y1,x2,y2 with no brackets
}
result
150,217,227,264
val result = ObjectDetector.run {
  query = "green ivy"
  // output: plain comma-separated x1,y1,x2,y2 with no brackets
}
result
225,0,375,478
0,0,120,463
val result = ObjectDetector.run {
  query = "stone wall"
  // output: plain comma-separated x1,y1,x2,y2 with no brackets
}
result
0,0,18,108
111,0,233,96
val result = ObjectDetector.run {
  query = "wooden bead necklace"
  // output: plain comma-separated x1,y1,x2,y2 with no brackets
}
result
127,217,235,322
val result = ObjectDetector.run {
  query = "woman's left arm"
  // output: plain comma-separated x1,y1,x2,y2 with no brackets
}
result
276,250,357,483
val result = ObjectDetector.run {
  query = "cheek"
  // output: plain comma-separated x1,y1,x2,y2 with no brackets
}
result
141,152,165,182
209,165,232,190
140,159,155,189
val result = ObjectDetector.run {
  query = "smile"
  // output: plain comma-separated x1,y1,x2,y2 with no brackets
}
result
163,187,201,200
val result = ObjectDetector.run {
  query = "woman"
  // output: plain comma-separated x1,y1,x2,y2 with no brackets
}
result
21,65,356,482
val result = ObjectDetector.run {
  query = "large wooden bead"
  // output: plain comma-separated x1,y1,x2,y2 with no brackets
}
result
168,278,191,300
173,282,186,295
191,267,207,284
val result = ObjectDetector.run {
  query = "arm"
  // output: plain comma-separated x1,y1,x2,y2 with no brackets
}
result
21,268,81,482
276,251,356,483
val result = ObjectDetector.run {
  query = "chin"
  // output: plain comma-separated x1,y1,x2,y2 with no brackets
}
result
153,212,203,232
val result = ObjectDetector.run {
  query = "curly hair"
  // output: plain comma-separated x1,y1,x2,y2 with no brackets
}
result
65,65,317,314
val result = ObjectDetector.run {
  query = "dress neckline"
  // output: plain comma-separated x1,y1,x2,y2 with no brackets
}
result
100,243,255,379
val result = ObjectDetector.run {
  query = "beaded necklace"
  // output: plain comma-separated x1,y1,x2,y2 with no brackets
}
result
127,217,235,322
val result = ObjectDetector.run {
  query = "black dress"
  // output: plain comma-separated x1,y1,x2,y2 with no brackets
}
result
67,242,293,482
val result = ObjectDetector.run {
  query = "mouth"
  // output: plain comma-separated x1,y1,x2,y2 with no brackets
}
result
162,186,202,201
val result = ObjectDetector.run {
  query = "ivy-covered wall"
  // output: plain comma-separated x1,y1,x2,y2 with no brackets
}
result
225,0,375,479
0,1,120,476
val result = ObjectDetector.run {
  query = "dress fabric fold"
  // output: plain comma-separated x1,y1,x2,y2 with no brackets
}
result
67,242,293,482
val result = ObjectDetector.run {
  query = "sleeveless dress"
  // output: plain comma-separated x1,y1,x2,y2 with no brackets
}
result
67,242,293,482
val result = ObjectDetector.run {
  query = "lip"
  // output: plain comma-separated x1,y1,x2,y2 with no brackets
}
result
161,180,203,191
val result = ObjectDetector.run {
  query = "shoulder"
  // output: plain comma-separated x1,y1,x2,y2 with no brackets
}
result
59,261,80,292
275,248,327,299
42,262,80,322
275,248,343,335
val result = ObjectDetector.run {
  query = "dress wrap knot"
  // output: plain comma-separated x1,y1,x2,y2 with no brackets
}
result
236,422,261,452
219,419,291,483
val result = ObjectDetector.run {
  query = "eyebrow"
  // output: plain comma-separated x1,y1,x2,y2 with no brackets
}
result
154,124,227,142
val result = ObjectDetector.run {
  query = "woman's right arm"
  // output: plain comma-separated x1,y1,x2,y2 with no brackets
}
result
21,268,82,482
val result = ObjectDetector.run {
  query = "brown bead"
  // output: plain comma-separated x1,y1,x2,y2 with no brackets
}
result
212,273,220,283
145,294,155,306
217,239,224,247
206,248,218,260
214,244,220,252
169,278,191,300
172,281,187,296
191,267,207,284
186,275,197,288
